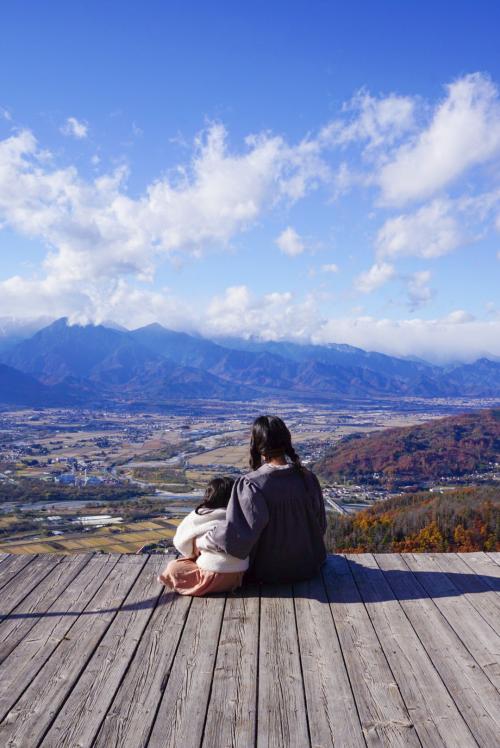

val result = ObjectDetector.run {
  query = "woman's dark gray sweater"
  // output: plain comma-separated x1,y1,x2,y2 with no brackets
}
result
196,462,327,584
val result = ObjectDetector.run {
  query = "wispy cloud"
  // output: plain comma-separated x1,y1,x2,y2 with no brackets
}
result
376,199,464,260
406,270,434,310
60,116,88,139
275,227,306,256
321,263,339,273
355,262,396,293
320,89,417,151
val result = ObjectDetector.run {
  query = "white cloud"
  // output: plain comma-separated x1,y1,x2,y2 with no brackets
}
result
320,89,416,150
442,309,475,324
61,116,88,139
1,107,12,122
378,73,500,205
321,263,339,273
355,262,396,293
275,227,306,256
376,199,464,259
0,124,328,291
205,285,317,341
314,313,500,363
407,270,433,310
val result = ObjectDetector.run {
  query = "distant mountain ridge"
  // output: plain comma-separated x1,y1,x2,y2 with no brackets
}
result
0,318,253,404
1,318,500,406
316,408,500,488
0,363,77,407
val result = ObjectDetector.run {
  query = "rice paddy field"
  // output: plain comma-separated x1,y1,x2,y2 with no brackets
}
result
0,518,181,555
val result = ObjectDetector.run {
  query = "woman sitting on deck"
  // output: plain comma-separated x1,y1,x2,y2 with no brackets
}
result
195,415,327,585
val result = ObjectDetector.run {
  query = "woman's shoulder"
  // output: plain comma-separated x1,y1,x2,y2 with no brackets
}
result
243,466,264,482
245,463,316,484
242,464,283,486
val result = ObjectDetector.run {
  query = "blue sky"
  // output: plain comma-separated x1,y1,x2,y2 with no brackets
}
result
1,1,499,361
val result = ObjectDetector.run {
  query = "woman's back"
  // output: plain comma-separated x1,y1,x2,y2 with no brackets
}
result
196,414,328,585
197,462,327,584
243,463,327,583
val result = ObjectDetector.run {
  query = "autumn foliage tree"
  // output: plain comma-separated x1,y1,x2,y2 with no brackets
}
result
325,486,499,553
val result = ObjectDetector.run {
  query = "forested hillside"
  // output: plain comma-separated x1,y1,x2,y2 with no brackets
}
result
317,408,500,488
325,486,500,553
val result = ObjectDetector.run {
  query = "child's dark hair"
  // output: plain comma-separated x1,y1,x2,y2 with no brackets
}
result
195,476,235,514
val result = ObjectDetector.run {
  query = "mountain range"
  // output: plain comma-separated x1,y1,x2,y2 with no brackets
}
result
1,318,500,407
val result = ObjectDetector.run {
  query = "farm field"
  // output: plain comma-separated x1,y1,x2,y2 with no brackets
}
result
0,518,181,555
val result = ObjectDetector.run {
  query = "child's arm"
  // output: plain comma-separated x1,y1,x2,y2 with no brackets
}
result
196,477,269,559
172,513,200,557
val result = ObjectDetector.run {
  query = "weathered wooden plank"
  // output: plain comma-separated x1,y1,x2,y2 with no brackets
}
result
0,553,10,564
0,552,37,591
404,553,500,689
348,554,476,748
377,553,500,747
41,555,165,747
0,554,116,712
429,552,500,634
0,553,63,619
0,554,92,664
459,552,500,592
323,555,418,747
257,583,310,748
293,572,366,748
0,555,142,744
93,571,191,747
487,552,500,564
147,593,226,748
202,586,260,748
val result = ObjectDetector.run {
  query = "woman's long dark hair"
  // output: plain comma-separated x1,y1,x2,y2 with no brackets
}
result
195,476,235,514
249,415,303,473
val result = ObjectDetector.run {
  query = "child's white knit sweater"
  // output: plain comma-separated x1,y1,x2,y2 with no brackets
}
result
173,507,249,573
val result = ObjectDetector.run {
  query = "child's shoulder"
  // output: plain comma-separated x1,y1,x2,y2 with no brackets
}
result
186,507,226,522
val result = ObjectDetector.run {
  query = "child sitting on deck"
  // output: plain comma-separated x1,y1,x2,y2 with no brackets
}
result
157,477,248,596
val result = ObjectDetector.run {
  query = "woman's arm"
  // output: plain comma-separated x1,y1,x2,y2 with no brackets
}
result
196,477,269,559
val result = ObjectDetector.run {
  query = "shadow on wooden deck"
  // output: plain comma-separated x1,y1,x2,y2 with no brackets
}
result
2,557,500,622
0,551,499,747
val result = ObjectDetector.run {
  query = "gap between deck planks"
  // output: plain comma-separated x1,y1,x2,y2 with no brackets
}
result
0,552,498,748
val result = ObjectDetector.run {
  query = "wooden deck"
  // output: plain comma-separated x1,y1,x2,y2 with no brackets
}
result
0,552,499,747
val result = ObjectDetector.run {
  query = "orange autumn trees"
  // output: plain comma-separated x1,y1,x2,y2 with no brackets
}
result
325,485,499,553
